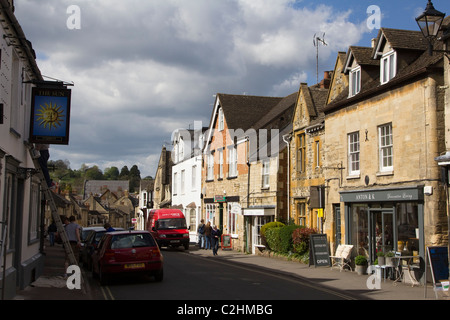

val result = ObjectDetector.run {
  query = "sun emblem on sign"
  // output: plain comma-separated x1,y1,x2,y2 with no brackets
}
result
36,102,64,130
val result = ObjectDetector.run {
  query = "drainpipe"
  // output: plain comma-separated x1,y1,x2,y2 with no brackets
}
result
282,134,292,222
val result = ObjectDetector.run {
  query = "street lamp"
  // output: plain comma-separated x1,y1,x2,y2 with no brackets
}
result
415,0,446,55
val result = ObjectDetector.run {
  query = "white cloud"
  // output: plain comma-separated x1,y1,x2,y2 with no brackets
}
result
15,0,365,177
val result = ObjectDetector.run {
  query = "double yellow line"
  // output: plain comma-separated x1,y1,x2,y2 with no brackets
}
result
100,285,115,300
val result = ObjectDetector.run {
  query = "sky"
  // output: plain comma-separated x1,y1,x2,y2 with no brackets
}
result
14,0,450,178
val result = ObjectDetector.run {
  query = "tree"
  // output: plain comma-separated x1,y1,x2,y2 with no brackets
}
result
119,166,130,180
85,165,104,180
129,165,141,192
104,166,119,180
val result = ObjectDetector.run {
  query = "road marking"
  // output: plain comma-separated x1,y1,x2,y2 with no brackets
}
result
100,285,115,300
187,252,357,300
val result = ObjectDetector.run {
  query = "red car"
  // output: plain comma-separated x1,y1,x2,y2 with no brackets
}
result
92,230,163,285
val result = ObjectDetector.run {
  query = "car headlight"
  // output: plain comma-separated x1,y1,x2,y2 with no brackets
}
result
183,233,189,238
160,234,166,238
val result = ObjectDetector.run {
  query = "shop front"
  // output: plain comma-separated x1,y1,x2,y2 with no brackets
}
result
340,186,424,275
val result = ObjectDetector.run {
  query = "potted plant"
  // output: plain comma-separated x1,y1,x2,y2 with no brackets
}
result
355,255,368,275
385,251,394,266
376,251,385,265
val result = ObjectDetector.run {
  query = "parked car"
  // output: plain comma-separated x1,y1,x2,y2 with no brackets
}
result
91,230,163,285
81,226,105,243
80,227,124,270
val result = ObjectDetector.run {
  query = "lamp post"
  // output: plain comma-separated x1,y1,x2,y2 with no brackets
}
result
415,0,446,55
418,1,450,283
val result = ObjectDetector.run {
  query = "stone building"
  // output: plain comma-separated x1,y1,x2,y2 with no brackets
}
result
323,28,447,283
289,76,329,232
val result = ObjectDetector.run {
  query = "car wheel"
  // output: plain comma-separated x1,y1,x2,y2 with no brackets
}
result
154,269,163,282
184,243,189,250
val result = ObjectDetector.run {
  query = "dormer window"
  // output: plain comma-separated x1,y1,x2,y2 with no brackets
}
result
381,51,396,84
349,66,361,97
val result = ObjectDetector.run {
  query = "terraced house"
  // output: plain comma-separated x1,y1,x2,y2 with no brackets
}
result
322,26,449,283
202,93,290,252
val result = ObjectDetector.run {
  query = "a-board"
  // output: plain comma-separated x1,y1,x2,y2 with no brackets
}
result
309,234,331,267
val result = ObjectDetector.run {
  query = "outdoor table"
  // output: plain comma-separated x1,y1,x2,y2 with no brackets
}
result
393,255,420,287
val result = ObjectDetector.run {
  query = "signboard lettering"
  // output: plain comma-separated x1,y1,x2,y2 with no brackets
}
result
309,234,331,267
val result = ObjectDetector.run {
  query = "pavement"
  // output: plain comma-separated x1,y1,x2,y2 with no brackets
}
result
10,241,449,301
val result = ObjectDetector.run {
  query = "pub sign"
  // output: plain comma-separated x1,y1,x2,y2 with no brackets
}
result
29,87,71,145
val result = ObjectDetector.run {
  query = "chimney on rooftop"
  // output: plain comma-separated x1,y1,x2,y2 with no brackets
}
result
319,71,332,89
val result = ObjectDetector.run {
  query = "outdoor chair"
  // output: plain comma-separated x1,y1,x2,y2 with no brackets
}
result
330,244,354,272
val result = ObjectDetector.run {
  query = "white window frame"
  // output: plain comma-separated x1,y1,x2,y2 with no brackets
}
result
348,132,360,176
379,123,393,172
181,170,185,195
218,107,224,131
349,66,361,97
262,159,270,188
228,145,237,178
381,51,396,85
191,165,197,190
218,149,224,179
173,172,178,195
207,153,214,180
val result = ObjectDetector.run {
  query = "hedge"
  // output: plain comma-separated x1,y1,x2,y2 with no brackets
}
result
265,224,301,254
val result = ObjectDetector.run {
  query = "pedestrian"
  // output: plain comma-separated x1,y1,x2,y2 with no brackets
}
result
64,215,81,278
211,225,222,256
48,220,57,246
197,219,205,249
204,221,212,250
104,222,115,232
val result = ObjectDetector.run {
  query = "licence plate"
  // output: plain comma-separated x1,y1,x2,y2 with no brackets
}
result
170,240,180,243
124,263,145,269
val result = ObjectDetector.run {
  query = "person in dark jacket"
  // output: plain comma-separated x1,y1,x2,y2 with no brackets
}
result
211,225,222,256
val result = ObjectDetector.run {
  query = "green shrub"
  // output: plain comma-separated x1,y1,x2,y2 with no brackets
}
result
292,227,318,255
279,225,301,254
265,227,282,252
260,221,285,249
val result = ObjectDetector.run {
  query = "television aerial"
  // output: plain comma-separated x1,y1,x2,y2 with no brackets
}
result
313,32,327,84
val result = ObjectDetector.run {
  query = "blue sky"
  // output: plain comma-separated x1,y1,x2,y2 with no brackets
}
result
14,0,450,178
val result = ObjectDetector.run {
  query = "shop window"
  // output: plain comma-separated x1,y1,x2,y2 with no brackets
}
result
351,204,369,257
396,203,419,253
227,202,238,235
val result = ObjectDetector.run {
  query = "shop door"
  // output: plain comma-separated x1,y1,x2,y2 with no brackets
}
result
369,209,395,263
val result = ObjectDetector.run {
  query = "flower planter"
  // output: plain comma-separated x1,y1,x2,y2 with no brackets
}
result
355,265,367,275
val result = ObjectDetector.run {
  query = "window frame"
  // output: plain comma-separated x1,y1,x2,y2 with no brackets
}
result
381,51,397,85
348,131,360,176
349,66,361,97
378,123,393,172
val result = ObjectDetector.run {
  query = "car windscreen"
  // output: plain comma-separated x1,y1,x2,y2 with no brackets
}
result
110,233,156,249
156,218,187,230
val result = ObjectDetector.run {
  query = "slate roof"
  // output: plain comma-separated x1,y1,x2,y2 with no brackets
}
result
215,93,283,131
324,28,445,113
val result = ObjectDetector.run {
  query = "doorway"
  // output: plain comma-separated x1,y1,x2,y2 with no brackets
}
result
368,209,395,263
